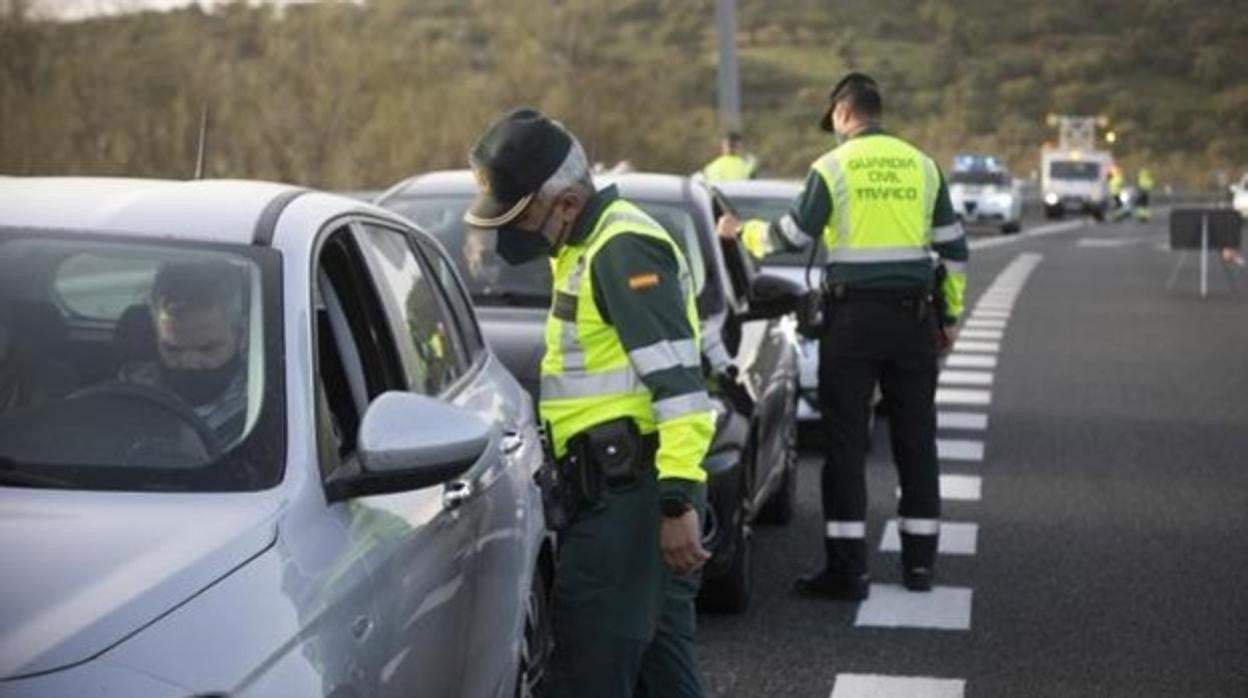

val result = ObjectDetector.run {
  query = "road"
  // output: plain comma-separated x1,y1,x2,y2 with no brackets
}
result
696,211,1248,697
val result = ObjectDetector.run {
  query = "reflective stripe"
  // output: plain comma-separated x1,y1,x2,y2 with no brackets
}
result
541,369,643,400
701,329,731,371
628,339,700,376
775,213,808,249
944,260,968,275
932,222,965,243
559,258,589,372
826,521,866,538
826,246,932,263
900,518,941,535
652,392,713,422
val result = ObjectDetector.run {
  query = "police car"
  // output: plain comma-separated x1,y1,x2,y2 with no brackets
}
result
947,154,1023,235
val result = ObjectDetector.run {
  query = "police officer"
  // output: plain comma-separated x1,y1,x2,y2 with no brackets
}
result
719,73,968,600
700,131,758,181
463,108,714,697
1136,168,1154,221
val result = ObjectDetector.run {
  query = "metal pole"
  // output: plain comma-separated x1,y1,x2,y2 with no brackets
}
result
1200,213,1208,298
715,0,741,133
193,106,209,180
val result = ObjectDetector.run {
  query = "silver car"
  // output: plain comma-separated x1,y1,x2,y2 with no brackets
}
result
714,179,822,423
0,178,552,697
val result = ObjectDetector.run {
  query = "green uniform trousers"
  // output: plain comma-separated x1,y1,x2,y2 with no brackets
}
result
545,471,707,698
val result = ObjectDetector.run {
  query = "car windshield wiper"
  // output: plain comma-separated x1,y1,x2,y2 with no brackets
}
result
0,458,75,488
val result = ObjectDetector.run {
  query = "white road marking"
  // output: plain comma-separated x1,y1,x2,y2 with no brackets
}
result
963,318,1007,329
937,474,982,500
881,521,979,555
951,340,1000,353
958,328,1004,341
939,370,994,386
968,221,1082,251
938,439,985,461
935,388,992,405
944,354,997,369
971,309,1011,319
974,300,1014,310
1077,237,1137,248
855,585,973,630
937,411,988,430
831,674,965,698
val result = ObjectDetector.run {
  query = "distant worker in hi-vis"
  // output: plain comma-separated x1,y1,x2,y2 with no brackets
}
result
719,73,968,600
701,131,758,182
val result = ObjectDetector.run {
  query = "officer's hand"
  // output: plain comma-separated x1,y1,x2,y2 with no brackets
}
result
716,214,740,240
661,509,711,575
938,324,958,354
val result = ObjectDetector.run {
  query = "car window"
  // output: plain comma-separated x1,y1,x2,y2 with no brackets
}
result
357,223,469,396
382,195,551,308
0,230,285,492
413,236,484,359
55,253,156,320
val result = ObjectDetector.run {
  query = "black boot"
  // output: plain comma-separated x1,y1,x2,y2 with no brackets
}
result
902,566,934,592
794,569,870,601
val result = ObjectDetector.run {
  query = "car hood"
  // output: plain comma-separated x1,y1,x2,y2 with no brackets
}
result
477,306,548,401
0,488,281,679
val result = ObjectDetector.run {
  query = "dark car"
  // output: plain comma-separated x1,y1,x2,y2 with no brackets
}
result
377,171,802,612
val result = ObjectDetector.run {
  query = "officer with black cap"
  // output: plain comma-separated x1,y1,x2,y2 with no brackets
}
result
465,108,715,698
720,74,969,601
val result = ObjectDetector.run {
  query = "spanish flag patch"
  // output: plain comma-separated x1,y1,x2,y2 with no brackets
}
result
628,272,661,290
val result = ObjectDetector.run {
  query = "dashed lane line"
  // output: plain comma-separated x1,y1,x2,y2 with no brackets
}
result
855,585,974,630
937,439,985,462
937,412,989,430
881,521,978,555
944,354,997,369
939,370,994,386
935,388,992,405
951,340,1001,353
831,674,966,698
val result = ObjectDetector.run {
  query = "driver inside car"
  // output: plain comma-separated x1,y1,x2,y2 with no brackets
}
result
118,260,248,443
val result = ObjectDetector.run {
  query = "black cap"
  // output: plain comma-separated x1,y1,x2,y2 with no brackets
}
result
464,108,573,228
819,72,880,132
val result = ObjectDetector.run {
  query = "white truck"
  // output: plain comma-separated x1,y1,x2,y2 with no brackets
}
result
1041,148,1112,220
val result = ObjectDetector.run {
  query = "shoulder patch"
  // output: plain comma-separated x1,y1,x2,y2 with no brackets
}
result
628,272,661,290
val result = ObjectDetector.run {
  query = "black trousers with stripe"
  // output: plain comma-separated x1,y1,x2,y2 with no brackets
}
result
817,294,941,576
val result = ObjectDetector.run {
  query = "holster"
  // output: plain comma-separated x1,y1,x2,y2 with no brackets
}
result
796,288,826,340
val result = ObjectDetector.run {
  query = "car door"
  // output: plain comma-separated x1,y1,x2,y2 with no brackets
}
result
356,220,536,698
714,208,798,501
316,222,476,697
409,233,542,697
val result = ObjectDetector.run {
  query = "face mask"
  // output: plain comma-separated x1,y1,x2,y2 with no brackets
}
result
164,355,241,406
495,201,559,265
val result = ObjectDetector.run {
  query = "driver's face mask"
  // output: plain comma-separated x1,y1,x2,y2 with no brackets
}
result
495,194,567,265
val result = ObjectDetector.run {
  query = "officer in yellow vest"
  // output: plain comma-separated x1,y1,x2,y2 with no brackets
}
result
720,73,968,600
1136,168,1155,221
701,131,758,181
464,108,714,698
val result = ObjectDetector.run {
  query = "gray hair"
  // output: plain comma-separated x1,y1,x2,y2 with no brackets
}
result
536,134,593,203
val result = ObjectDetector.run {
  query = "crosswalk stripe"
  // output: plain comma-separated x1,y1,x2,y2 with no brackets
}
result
939,370,993,386
944,354,997,369
855,584,974,630
936,388,991,405
937,411,988,430
938,439,984,461
971,308,1010,319
830,674,965,698
880,521,978,555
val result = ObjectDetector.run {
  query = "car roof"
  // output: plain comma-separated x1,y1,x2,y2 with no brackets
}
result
382,169,706,204
0,177,303,244
713,178,803,198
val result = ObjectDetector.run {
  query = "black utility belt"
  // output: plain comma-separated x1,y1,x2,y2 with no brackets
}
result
537,417,657,532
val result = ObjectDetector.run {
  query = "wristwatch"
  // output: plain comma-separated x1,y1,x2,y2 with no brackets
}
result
660,496,692,518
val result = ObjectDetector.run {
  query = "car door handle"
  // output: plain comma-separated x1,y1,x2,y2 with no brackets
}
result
442,480,473,511
501,430,525,455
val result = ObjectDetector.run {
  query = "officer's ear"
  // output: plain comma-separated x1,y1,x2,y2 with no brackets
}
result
553,187,588,221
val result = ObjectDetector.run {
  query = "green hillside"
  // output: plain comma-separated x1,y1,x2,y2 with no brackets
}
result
1,0,1244,189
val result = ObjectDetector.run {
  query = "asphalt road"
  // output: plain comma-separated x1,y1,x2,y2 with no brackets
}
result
696,210,1248,697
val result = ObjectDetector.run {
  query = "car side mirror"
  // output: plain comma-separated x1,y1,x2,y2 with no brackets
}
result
325,391,492,502
741,272,805,321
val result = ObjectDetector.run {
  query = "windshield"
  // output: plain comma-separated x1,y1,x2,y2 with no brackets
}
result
384,193,715,314
726,194,822,268
1049,161,1101,180
950,171,1011,186
0,230,284,492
